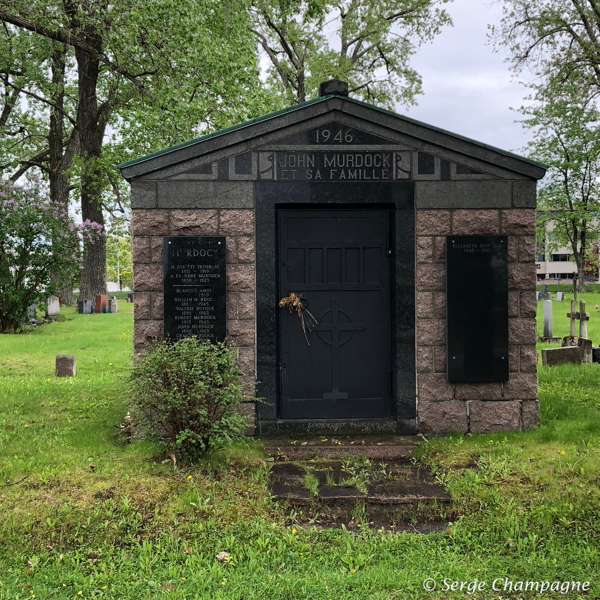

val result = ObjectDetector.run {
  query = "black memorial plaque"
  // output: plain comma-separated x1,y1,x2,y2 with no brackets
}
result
447,235,508,382
163,236,226,343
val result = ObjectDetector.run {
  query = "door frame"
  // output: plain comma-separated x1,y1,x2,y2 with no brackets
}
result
256,182,415,431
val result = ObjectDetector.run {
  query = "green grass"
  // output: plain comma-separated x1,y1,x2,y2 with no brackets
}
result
0,304,598,599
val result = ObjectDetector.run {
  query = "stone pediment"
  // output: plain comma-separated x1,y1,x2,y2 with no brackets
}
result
118,96,546,182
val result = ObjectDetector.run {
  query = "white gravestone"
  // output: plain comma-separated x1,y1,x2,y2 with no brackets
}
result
556,292,564,302
579,300,589,339
109,297,119,313
543,300,552,338
46,296,60,318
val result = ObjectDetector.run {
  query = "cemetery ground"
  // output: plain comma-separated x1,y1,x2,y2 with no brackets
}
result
0,305,598,599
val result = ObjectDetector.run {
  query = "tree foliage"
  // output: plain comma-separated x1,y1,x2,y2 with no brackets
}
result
0,178,103,332
490,0,600,98
523,79,600,290
251,0,453,107
0,0,274,296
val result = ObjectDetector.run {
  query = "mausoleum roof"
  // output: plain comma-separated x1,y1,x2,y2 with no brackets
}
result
117,93,548,180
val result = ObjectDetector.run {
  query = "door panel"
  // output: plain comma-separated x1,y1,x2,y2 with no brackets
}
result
279,209,391,419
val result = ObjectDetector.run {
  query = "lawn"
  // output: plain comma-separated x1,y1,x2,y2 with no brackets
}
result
0,303,598,599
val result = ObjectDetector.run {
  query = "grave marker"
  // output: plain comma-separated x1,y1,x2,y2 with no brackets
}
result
556,292,564,301
543,300,552,338
109,297,119,313
568,300,577,336
579,300,589,339
95,294,108,314
27,303,37,319
567,300,590,338
536,291,541,301
78,299,93,314
56,354,76,377
542,346,581,366
46,296,60,318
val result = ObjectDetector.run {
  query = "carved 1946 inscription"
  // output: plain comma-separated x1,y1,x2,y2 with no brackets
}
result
163,236,226,343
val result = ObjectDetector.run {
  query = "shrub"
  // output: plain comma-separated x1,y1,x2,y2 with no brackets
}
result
129,337,252,459
0,178,104,332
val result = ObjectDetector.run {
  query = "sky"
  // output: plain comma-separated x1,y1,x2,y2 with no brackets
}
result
402,0,534,156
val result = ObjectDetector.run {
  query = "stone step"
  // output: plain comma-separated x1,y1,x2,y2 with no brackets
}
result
264,435,418,461
267,453,450,507
269,480,449,505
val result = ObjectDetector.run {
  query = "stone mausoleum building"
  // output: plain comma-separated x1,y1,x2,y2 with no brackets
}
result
118,80,546,437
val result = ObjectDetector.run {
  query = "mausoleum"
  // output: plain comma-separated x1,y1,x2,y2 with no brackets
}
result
118,80,546,436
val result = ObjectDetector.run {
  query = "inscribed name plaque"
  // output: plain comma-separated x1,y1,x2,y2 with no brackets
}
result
163,236,226,343
447,235,508,382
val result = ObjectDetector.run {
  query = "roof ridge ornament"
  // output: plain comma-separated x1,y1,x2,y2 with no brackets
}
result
319,79,348,97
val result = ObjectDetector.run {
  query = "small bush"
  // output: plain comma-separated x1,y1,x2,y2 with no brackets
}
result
129,338,252,459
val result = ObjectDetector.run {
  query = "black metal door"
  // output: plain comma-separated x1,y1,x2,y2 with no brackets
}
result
278,209,391,419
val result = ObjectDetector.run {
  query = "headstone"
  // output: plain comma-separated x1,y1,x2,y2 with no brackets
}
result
567,301,590,339
56,354,76,377
109,297,119,313
27,303,37,319
446,235,508,382
82,299,93,314
164,236,227,342
128,293,134,303
556,292,564,301
46,296,60,318
579,300,589,339
580,338,593,363
95,294,108,314
544,292,552,300
543,300,552,338
568,300,577,336
541,347,581,366
536,291,541,301
543,284,548,295
592,346,600,364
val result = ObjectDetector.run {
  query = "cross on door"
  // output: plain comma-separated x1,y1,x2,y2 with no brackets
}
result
313,297,365,400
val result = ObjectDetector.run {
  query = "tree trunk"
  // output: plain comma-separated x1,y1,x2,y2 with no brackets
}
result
49,44,74,306
74,34,107,299
576,254,586,292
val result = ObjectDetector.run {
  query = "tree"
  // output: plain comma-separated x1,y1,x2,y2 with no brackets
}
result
0,0,270,298
490,0,600,98
523,79,600,292
583,240,600,282
0,178,102,332
251,0,453,107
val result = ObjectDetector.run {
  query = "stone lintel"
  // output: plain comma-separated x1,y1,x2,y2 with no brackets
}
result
416,181,511,209
156,181,254,209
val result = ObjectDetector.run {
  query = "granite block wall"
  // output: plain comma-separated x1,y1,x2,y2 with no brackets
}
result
415,207,539,434
131,207,256,432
